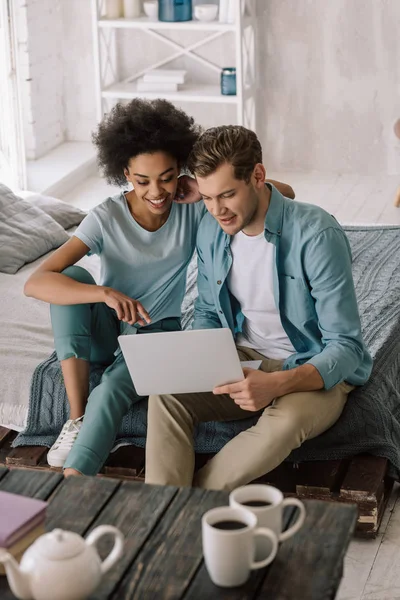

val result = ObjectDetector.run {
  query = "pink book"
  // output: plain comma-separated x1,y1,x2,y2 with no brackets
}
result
0,491,47,548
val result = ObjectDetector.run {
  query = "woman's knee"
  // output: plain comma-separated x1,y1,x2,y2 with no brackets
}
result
62,265,96,285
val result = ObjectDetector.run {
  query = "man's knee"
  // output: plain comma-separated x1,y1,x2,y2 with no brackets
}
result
148,393,195,425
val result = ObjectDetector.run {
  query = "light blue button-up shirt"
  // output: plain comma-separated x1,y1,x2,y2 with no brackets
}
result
193,184,373,390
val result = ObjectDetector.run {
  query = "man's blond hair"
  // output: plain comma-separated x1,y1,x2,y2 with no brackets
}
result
187,125,262,183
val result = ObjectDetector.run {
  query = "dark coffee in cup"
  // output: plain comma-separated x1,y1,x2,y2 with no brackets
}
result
212,520,247,531
241,500,272,508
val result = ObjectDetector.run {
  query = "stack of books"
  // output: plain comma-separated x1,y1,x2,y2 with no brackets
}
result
137,69,187,93
0,491,47,573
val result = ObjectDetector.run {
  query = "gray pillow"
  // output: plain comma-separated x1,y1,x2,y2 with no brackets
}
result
0,183,69,274
24,192,86,229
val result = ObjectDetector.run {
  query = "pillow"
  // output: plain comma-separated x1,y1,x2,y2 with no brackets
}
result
19,191,87,229
0,183,69,274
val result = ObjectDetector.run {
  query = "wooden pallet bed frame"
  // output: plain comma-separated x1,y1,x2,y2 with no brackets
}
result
0,426,393,539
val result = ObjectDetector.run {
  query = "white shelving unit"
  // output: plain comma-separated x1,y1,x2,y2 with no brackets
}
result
91,0,257,129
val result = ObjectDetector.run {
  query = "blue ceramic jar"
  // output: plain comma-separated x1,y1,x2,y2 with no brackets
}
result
159,0,192,22
221,68,236,95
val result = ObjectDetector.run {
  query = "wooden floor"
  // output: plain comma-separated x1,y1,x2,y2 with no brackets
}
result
62,172,400,599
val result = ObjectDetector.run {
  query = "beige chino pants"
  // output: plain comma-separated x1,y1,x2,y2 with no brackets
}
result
145,346,354,491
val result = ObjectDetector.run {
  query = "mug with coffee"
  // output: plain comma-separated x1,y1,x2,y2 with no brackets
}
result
202,506,278,588
230,484,306,542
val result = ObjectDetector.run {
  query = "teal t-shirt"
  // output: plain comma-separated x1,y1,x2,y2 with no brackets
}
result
74,192,205,328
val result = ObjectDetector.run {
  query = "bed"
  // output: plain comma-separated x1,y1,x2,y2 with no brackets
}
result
0,247,99,431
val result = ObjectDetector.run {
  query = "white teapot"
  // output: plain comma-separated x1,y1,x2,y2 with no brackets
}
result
0,525,124,600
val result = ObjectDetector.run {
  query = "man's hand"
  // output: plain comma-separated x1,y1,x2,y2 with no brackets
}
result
213,368,281,412
174,175,202,204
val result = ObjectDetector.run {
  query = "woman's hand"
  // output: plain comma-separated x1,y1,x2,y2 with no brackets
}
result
102,288,151,326
174,174,202,204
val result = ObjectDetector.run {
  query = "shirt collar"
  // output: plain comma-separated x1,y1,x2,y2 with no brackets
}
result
264,183,284,236
223,183,285,247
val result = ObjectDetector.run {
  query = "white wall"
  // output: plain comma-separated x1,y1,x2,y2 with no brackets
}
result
16,0,64,160
17,0,400,175
61,0,97,144
256,0,400,174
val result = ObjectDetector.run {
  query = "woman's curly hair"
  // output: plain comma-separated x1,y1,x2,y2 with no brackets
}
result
92,99,202,186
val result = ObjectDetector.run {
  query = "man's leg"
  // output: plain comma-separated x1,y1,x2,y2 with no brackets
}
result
145,348,282,487
195,381,354,490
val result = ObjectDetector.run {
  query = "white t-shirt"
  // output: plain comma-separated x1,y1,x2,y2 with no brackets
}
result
227,231,295,360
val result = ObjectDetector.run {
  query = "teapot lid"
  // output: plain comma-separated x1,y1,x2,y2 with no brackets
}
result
35,529,87,560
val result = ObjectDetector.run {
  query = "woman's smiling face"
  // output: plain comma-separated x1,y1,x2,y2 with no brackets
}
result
124,152,180,216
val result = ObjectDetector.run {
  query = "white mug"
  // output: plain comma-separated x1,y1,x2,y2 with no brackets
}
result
202,506,278,588
230,484,306,542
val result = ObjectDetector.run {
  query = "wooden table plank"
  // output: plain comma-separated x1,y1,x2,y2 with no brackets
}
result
258,500,357,600
112,486,229,599
46,475,121,533
0,468,62,498
185,506,297,600
87,482,178,600
0,467,8,482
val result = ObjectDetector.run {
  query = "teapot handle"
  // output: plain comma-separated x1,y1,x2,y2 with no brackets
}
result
86,525,125,574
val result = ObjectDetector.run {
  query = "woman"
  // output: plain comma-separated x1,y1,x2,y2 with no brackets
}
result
24,99,294,477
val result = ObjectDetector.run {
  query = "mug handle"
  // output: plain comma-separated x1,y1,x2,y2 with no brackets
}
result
250,528,278,570
86,525,125,574
279,498,306,542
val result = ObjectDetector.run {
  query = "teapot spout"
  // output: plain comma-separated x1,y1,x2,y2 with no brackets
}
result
0,550,33,600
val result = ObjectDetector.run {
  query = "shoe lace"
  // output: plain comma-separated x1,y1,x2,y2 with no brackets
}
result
54,420,81,449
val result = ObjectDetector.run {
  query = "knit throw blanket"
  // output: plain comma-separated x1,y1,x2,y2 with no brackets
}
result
14,225,400,480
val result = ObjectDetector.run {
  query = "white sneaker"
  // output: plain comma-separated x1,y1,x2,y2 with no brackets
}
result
47,417,83,468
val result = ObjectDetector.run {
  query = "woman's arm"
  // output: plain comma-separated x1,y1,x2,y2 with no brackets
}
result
24,236,106,305
266,179,295,199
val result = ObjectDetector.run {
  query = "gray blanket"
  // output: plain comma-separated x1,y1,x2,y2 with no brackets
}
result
14,225,400,480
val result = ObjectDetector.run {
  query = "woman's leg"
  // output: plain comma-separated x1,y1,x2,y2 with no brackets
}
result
64,317,182,477
64,352,143,476
49,265,119,467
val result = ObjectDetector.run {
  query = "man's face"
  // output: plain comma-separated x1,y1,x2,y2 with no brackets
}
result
196,163,259,235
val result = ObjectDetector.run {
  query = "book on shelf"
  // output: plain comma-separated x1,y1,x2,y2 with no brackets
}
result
137,79,179,92
142,69,186,84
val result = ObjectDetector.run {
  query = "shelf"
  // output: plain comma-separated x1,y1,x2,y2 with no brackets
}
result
101,82,239,104
98,16,236,32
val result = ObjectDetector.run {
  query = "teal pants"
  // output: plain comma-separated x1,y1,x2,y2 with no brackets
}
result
50,266,181,475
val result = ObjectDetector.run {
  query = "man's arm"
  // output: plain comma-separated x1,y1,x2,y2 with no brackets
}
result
266,179,295,199
214,226,366,410
192,242,222,330
304,227,368,388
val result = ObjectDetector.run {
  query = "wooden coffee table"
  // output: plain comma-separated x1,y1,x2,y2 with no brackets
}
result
0,467,357,599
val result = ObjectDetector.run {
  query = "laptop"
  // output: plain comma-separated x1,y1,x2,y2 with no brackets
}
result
118,328,260,396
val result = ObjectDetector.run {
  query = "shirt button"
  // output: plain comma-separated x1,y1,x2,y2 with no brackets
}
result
217,280,222,285
219,310,223,314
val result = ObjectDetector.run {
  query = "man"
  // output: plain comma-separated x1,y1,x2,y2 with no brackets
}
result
145,125,373,491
